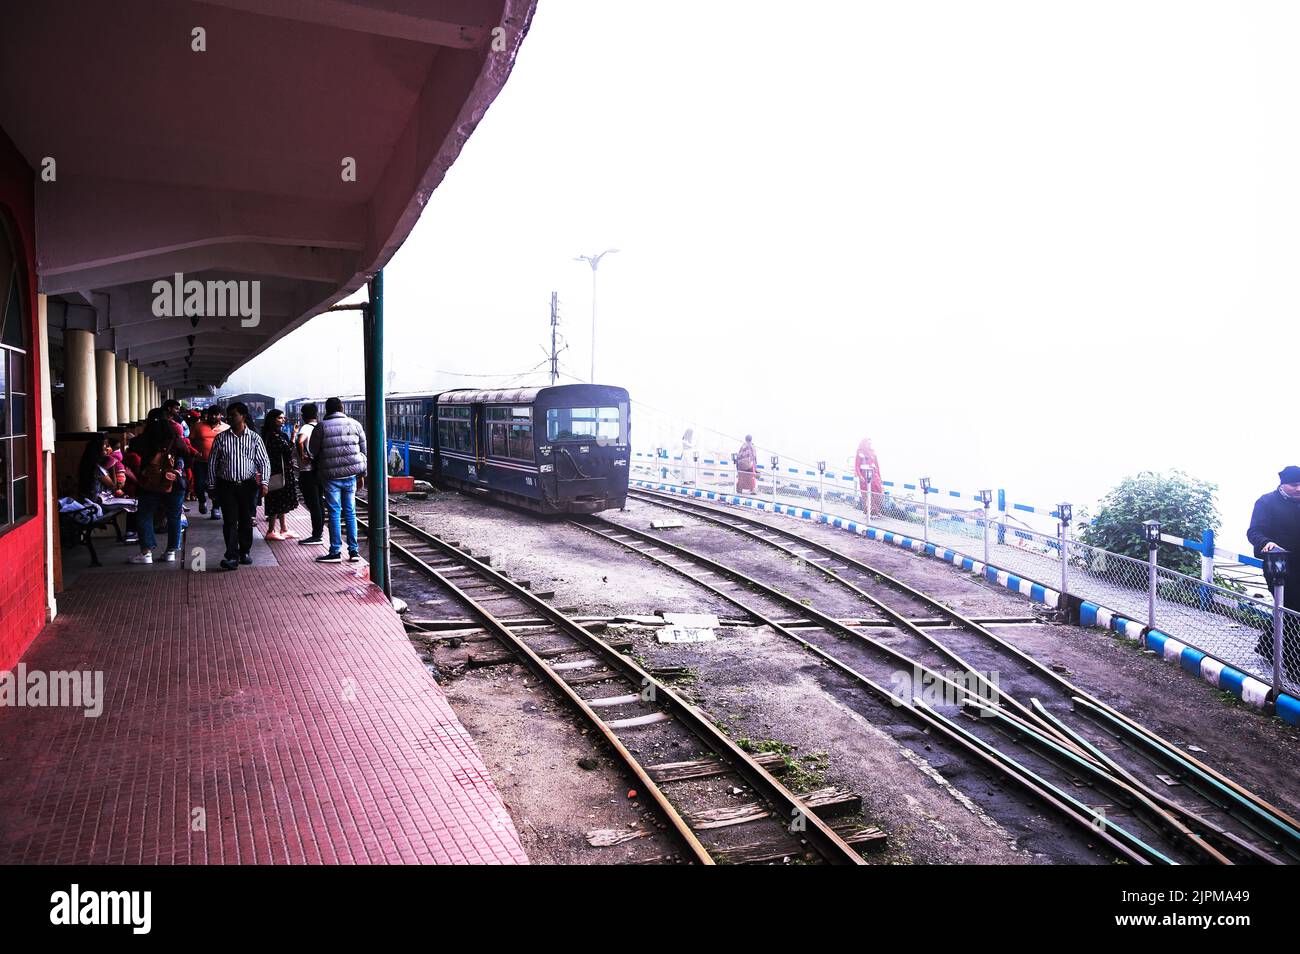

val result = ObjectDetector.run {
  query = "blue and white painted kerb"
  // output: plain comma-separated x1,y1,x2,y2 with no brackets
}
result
1078,600,1299,723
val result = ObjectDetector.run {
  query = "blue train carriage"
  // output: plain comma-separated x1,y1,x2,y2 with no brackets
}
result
283,396,313,429
223,392,276,427
383,392,443,480
436,384,630,515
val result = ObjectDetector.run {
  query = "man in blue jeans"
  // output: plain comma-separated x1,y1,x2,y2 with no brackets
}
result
308,396,367,563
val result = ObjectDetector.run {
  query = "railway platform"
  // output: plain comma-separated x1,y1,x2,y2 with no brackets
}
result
0,508,527,865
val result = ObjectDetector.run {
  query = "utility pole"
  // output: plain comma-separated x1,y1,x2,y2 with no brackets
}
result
549,291,559,385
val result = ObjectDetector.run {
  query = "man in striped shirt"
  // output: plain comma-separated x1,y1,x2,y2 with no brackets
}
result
207,401,272,571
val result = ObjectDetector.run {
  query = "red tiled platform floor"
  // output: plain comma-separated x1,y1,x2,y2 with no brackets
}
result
0,507,528,864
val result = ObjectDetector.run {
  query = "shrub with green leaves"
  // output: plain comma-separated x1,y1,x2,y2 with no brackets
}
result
1079,470,1219,581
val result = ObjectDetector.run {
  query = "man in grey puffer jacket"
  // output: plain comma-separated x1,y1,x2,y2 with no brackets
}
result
308,397,367,563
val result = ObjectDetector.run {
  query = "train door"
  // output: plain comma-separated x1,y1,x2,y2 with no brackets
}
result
471,403,487,483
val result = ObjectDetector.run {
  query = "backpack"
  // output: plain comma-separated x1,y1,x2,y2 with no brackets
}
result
296,422,316,469
138,449,177,494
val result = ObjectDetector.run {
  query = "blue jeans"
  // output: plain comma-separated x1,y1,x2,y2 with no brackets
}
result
137,483,185,552
324,475,358,556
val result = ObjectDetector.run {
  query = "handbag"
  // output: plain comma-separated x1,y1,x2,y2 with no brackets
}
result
138,451,177,494
267,473,285,492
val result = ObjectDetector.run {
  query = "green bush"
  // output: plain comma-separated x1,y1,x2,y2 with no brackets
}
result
1079,470,1218,580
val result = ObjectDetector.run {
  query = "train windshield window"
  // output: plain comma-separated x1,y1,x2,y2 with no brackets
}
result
547,406,621,445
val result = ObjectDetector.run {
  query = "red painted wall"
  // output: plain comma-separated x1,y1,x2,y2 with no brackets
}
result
0,129,46,670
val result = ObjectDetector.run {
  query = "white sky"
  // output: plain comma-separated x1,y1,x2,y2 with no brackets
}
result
235,0,1300,551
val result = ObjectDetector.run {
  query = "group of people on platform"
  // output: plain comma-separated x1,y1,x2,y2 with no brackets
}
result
730,433,883,515
73,397,368,570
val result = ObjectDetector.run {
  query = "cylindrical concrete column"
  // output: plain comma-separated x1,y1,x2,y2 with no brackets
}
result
95,350,118,428
115,358,130,424
63,329,96,433
129,367,141,423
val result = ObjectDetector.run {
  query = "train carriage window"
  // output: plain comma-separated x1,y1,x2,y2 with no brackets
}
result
547,406,621,445
489,421,508,457
484,406,533,461
507,423,533,459
437,404,473,452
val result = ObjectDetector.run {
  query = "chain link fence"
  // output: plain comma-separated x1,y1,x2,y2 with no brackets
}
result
629,405,1297,701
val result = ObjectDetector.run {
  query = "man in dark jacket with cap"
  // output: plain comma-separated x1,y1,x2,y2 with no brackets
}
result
1246,465,1300,674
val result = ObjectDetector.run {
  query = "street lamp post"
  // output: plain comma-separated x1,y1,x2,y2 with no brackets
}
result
1142,520,1161,628
1263,549,1289,695
574,248,619,383
920,477,932,545
1057,503,1073,597
978,489,993,566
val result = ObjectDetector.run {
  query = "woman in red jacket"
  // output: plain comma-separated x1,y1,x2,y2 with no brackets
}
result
855,436,884,516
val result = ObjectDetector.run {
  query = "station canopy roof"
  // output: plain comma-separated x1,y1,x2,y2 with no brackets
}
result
0,0,533,393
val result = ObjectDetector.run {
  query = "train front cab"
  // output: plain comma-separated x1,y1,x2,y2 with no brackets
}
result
534,388,629,514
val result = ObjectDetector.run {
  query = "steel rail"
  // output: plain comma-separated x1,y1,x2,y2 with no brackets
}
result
579,517,1117,779
628,491,1089,756
628,487,1300,853
1072,696,1300,863
621,492,1238,864
363,506,866,866
569,518,1164,864
1027,699,1280,866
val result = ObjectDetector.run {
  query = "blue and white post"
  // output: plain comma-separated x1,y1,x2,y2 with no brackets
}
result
1198,528,1215,612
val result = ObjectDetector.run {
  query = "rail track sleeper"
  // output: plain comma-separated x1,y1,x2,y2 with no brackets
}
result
606,712,673,729
585,693,643,708
716,824,888,865
550,658,600,671
685,785,861,831
647,751,788,783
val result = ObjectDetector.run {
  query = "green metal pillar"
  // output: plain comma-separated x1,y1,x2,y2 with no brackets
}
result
363,270,390,597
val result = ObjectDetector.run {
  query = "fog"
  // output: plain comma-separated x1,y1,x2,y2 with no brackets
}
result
233,0,1299,555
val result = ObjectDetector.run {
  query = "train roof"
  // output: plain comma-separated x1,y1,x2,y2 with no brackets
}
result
294,384,628,407
439,384,628,405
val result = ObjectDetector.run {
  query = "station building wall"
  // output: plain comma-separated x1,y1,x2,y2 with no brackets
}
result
0,130,46,670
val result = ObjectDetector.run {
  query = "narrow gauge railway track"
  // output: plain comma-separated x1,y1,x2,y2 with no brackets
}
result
570,494,1300,865
359,504,870,865
620,488,1300,865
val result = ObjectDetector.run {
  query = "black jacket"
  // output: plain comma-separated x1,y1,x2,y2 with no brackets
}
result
1247,490,1300,578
